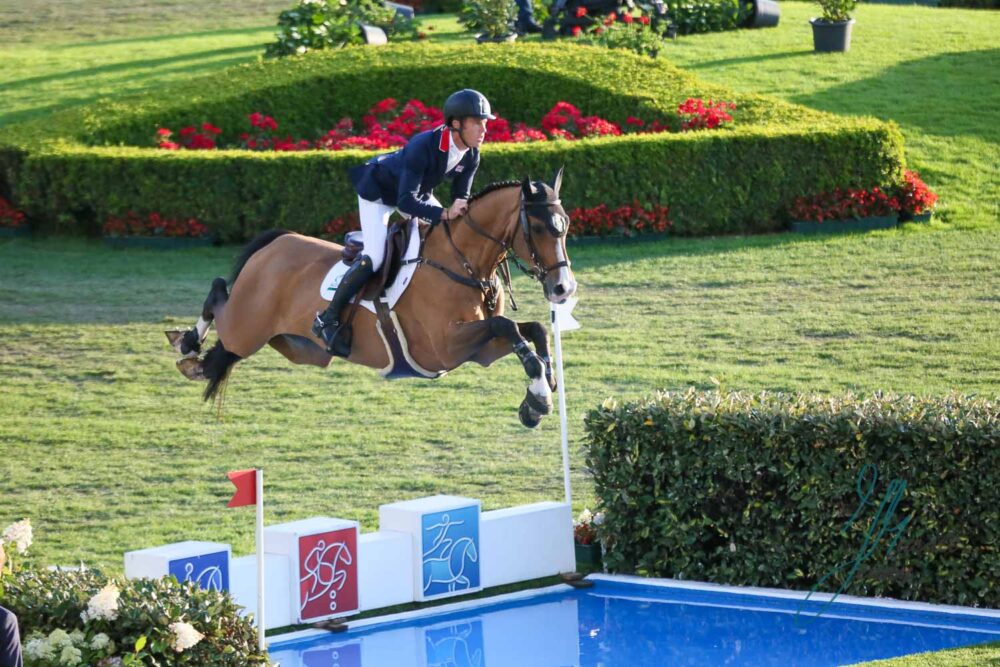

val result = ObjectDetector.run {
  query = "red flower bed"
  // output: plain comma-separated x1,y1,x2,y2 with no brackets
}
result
103,211,210,238
897,170,938,216
0,197,27,229
568,201,672,238
677,98,736,131
153,97,735,153
789,172,938,223
320,212,360,241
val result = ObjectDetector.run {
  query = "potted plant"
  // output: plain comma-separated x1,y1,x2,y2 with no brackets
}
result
810,0,857,53
0,196,29,238
459,0,518,42
573,509,604,568
897,170,939,223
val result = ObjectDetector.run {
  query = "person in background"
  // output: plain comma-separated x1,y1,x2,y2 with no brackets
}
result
0,544,23,667
515,0,544,34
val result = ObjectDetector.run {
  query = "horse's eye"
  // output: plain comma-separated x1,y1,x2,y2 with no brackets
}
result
532,224,545,235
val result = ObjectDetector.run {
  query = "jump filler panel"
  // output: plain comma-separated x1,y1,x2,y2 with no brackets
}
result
380,495,482,602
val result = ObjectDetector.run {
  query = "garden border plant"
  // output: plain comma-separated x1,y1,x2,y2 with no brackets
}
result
0,43,905,242
583,390,999,610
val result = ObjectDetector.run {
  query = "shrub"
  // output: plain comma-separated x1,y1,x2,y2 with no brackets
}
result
0,522,268,666
264,0,415,58
584,390,1000,609
815,0,857,23
937,0,999,7
0,196,26,228
578,10,670,57
0,43,905,241
459,0,517,38
665,0,750,34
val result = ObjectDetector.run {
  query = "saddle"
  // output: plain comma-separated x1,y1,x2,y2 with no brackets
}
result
341,219,417,299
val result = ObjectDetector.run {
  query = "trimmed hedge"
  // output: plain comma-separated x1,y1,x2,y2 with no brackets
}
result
584,390,999,609
938,0,999,7
0,43,905,241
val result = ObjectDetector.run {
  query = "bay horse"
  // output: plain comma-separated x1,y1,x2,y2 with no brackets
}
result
167,168,578,428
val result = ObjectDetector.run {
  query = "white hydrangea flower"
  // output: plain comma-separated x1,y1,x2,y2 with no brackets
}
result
577,509,593,525
59,644,83,666
48,629,73,648
593,512,605,526
81,583,120,623
69,629,85,645
2,519,32,554
169,621,205,652
295,45,308,55
90,633,111,650
24,637,49,660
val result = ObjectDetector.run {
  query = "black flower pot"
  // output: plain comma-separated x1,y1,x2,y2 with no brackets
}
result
749,0,781,28
810,17,854,52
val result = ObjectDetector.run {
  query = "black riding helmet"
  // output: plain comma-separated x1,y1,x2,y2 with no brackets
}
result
443,89,495,153
444,89,496,128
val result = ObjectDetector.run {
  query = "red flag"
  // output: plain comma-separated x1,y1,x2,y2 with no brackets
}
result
227,469,257,508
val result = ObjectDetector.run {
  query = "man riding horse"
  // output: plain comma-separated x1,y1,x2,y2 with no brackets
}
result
312,88,494,357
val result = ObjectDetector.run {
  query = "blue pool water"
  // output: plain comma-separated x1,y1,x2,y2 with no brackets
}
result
269,577,1000,666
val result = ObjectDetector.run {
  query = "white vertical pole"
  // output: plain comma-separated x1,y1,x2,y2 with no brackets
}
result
256,468,266,652
551,305,572,507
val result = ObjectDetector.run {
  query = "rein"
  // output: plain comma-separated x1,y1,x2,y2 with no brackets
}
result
409,191,569,313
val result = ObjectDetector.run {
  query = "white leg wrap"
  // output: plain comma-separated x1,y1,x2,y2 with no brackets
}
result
196,316,210,341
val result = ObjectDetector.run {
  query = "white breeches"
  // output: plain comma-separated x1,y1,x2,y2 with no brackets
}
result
358,194,440,270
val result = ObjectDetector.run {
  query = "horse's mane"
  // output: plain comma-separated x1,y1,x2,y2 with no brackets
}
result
468,180,521,204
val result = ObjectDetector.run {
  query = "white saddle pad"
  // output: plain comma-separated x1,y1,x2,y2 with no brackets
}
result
318,218,422,313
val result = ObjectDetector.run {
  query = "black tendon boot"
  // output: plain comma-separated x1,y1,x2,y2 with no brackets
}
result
312,255,375,357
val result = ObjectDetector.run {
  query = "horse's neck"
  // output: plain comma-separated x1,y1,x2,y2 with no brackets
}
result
430,187,517,277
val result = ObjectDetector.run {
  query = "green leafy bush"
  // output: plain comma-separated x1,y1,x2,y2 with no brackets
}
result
0,43,904,241
459,0,517,38
2,568,268,666
665,0,751,34
265,0,415,58
815,0,857,23
579,13,671,57
584,390,1000,608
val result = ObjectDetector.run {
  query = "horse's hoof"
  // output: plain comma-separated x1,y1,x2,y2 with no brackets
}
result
524,387,553,416
519,400,542,428
165,329,186,352
176,357,206,381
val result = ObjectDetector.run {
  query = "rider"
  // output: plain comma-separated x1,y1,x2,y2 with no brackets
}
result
312,88,495,356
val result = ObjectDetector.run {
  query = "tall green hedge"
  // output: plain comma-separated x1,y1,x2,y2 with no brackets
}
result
584,390,999,609
0,43,905,240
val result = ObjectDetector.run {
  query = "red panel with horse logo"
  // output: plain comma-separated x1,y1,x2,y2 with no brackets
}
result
298,528,359,621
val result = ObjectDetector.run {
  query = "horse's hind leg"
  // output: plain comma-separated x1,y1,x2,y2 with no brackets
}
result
167,277,228,358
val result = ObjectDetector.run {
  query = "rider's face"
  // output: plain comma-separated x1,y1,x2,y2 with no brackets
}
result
453,117,488,149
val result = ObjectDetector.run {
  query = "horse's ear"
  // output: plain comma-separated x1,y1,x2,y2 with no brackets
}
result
522,176,535,196
552,165,565,196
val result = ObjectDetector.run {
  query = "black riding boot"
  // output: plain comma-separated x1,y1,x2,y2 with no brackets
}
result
312,255,375,357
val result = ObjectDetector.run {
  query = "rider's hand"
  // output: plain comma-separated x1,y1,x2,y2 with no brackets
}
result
444,199,468,222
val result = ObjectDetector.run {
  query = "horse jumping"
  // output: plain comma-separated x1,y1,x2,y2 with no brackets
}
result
167,169,577,428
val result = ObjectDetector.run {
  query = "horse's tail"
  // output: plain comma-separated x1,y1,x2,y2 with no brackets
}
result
229,229,293,285
202,340,241,402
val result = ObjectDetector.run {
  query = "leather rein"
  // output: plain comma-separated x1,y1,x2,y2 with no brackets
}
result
406,192,570,313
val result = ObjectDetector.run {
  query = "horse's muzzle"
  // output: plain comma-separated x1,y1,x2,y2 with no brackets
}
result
544,269,577,304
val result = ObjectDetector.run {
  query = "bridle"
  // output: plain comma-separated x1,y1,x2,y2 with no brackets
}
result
411,189,570,312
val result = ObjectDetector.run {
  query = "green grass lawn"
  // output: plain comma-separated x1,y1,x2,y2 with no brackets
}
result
1,1,999,660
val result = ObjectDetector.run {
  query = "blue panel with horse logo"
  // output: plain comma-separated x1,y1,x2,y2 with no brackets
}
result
168,550,229,592
421,505,480,598
425,620,485,667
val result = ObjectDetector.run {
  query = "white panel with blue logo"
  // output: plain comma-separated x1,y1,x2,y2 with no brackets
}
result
168,550,230,592
421,504,480,599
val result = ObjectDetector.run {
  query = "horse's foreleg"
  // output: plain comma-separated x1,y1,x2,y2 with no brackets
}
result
459,316,552,428
517,321,555,392
167,277,228,357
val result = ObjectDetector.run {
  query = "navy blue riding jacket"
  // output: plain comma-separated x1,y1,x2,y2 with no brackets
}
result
348,125,480,224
